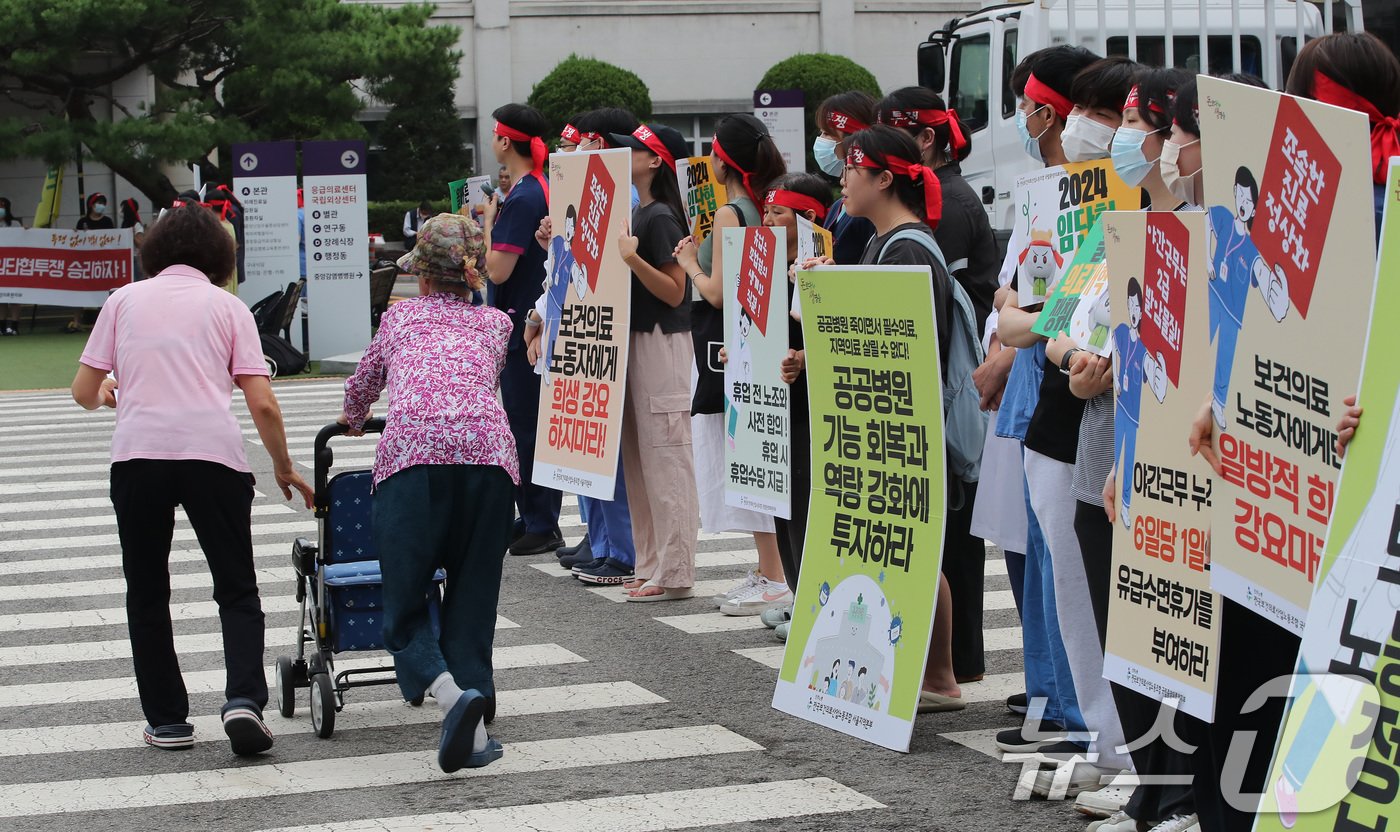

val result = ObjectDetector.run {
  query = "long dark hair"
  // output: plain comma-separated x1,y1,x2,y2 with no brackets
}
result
713,113,786,206
649,160,686,225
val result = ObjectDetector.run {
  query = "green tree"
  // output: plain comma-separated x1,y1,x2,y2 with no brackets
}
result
757,54,882,171
368,88,470,202
0,0,461,205
526,54,652,136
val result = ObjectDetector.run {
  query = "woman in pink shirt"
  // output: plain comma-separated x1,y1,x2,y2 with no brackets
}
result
71,205,312,756
339,213,518,772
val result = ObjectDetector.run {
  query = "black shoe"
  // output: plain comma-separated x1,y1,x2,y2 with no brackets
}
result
1007,692,1029,715
556,537,593,568
509,530,564,556
994,721,1068,753
222,699,274,756
1033,740,1091,762
575,557,635,585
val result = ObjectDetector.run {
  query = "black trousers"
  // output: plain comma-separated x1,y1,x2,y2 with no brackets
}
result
776,374,811,594
1193,598,1301,832
1075,499,1198,823
498,347,563,536
945,479,986,680
110,459,265,728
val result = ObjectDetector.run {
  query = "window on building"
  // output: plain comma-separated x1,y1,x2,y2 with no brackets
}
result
652,114,724,157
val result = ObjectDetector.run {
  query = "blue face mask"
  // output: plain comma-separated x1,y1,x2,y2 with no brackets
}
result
1111,127,1156,186
1016,105,1048,163
630,184,640,211
813,136,843,177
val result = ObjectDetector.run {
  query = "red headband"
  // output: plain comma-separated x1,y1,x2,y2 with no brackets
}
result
560,124,581,144
882,108,969,153
495,122,549,197
847,145,943,229
632,125,676,171
1124,85,1170,115
1312,71,1400,186
712,136,760,208
1025,74,1073,121
765,189,829,223
825,110,869,135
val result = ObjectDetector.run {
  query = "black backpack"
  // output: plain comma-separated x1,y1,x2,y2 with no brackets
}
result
260,332,307,377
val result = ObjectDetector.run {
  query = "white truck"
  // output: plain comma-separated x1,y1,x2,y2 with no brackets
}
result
916,0,1364,234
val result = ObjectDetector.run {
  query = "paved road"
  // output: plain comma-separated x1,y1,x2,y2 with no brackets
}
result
0,379,1092,831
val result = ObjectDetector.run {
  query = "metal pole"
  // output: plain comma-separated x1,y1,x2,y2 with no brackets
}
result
1096,0,1108,57
1165,0,1176,68
1264,0,1277,88
1199,0,1209,74
1127,0,1139,61
1067,0,1078,49
1231,0,1242,75
1324,0,1333,33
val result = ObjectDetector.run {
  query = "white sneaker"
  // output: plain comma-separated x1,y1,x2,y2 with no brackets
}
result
1075,773,1137,816
1088,811,1139,832
1147,815,1198,832
715,570,762,607
719,578,793,616
1015,762,1110,800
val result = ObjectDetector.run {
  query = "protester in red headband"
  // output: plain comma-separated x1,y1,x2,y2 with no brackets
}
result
1015,46,1098,167
480,101,566,557
814,91,879,269
1286,31,1400,230
833,123,964,708
670,113,790,613
607,121,702,602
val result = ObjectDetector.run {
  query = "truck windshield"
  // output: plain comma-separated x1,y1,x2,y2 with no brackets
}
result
950,33,992,133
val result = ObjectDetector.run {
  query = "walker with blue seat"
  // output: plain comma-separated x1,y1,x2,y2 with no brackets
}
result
274,419,443,738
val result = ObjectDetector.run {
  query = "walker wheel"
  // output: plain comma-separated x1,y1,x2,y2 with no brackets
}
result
275,656,297,718
310,673,336,739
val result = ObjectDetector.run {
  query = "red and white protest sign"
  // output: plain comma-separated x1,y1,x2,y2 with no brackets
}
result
737,227,776,336
572,153,615,294
0,227,133,307
1252,96,1341,320
1142,212,1190,386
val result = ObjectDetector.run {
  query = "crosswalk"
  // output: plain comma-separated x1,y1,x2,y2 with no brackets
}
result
0,378,1026,829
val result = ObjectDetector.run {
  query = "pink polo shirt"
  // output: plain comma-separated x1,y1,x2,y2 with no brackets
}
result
80,265,270,472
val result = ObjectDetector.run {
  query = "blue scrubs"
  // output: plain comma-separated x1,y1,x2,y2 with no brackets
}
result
1207,205,1259,414
1113,324,1146,517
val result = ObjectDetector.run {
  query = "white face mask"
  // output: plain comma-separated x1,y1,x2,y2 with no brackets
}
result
1160,138,1202,206
93,203,108,216
1061,114,1118,163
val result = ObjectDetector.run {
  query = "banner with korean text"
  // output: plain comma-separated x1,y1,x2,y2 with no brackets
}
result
0,227,132,307
1197,76,1375,634
532,148,633,500
677,157,727,241
773,266,946,752
302,139,371,360
1012,161,1141,308
1102,210,1221,721
1251,160,1400,832
1032,217,1112,355
233,141,300,305
723,226,790,518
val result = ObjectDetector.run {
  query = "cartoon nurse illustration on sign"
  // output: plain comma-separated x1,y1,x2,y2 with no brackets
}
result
1114,277,1168,529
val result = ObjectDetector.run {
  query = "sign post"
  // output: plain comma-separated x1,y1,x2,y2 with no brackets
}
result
754,90,806,174
232,141,300,306
302,140,371,361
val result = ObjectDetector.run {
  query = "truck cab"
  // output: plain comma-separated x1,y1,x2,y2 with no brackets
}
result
918,0,1351,235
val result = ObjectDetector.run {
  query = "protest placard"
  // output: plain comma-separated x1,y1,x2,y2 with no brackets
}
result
722,226,790,518
1100,210,1220,721
1032,216,1110,352
1012,160,1141,308
1250,160,1400,832
449,175,493,214
1198,76,1376,634
531,148,633,500
773,266,946,752
676,157,728,242
788,214,832,323
0,227,132,307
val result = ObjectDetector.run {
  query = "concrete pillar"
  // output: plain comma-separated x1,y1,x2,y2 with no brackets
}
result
819,0,857,57
473,0,513,171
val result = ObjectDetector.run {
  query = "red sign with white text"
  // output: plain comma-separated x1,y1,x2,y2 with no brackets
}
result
572,154,615,293
737,227,776,336
1141,212,1189,386
1251,96,1340,319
